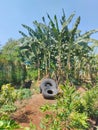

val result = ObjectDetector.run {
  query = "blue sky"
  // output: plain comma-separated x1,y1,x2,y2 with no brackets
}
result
0,0,98,51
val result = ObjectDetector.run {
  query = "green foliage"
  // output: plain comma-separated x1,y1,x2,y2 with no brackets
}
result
0,83,32,129
0,104,17,113
68,112,88,129
0,39,27,87
0,84,18,106
19,9,98,84
0,115,19,130
41,82,98,130
24,122,37,130
83,86,98,117
26,67,38,80
0,84,32,114
73,86,98,118
16,88,32,100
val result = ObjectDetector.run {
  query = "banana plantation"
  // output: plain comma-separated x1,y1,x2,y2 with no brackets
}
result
0,10,98,87
19,10,98,86
0,10,98,129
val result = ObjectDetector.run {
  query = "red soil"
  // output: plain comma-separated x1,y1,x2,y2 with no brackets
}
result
12,86,88,130
12,94,55,130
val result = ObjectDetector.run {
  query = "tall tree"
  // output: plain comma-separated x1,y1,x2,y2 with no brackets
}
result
19,9,98,84
0,39,27,87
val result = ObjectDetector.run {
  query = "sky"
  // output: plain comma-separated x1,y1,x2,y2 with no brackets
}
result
0,0,98,52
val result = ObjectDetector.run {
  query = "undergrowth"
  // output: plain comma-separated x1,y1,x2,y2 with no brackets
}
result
0,83,32,129
40,81,98,130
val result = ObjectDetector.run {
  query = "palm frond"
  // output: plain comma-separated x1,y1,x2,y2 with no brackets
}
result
75,38,98,45
62,13,75,32
42,16,46,24
71,16,81,36
54,15,59,32
22,24,36,37
19,31,27,37
60,8,66,25
37,22,49,33
81,29,98,38
47,13,55,28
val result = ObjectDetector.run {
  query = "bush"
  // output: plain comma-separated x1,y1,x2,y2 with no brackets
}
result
0,83,32,129
0,83,32,111
0,115,19,130
41,82,98,130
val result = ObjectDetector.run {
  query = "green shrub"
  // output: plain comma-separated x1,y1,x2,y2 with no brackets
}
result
0,84,32,115
0,117,19,130
41,82,89,130
82,86,98,118
16,88,32,100
41,82,98,130
26,68,38,80
0,83,32,129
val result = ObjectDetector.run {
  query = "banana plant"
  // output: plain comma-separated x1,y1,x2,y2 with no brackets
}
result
19,9,98,84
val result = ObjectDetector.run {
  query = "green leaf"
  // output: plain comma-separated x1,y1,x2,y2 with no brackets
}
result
0,121,4,127
19,31,27,37
62,13,75,32
71,16,81,37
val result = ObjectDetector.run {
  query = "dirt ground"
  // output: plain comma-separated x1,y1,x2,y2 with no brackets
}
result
11,87,89,130
12,93,55,130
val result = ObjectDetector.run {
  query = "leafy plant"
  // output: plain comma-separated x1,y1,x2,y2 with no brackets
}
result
0,83,32,111
0,83,32,130
0,39,27,87
24,122,37,130
40,82,89,130
0,84,18,106
16,88,32,100
83,86,98,118
41,82,98,130
19,9,98,85
0,114,19,130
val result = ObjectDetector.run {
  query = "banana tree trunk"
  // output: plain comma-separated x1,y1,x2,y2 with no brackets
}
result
66,53,71,80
